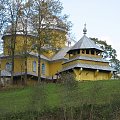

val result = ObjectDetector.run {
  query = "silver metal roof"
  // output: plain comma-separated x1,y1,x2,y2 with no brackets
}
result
62,63,116,72
0,53,50,61
63,56,109,64
29,52,50,61
13,72,57,79
51,47,70,61
68,35,103,52
1,70,11,77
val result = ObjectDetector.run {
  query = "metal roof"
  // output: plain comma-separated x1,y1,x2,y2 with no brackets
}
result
62,63,116,72
29,52,50,61
1,70,11,77
68,35,103,52
51,47,70,61
0,53,50,61
63,56,109,64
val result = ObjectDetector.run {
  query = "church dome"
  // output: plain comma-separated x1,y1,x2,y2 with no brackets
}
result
68,24,103,53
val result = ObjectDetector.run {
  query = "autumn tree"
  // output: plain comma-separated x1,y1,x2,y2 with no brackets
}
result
0,0,22,82
19,0,34,85
30,0,71,82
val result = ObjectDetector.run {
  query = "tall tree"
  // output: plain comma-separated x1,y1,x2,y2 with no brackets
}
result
2,0,23,84
20,0,33,85
91,38,120,72
30,0,70,83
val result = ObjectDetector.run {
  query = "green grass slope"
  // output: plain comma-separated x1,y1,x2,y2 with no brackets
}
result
0,80,120,115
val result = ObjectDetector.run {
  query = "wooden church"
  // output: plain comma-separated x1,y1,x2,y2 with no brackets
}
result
0,24,115,83
61,24,115,80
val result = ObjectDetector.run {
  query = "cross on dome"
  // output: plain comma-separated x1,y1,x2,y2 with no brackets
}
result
83,23,87,35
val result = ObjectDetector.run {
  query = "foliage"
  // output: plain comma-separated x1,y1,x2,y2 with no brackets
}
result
91,38,120,72
0,0,72,84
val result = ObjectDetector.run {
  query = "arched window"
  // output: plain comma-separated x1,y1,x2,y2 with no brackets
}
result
6,62,12,71
32,61,36,72
42,63,45,75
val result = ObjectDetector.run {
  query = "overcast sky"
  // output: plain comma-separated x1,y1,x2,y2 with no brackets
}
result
61,0,120,60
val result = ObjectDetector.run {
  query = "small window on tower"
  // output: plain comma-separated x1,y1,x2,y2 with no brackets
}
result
86,49,89,54
96,51,100,55
82,50,85,54
91,50,94,55
77,50,80,54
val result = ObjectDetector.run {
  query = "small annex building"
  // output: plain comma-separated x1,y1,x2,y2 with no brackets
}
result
0,24,115,83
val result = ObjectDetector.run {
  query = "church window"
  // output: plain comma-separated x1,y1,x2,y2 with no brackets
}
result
86,49,89,54
91,50,95,55
77,50,80,54
96,51,100,55
33,61,36,72
82,50,85,54
6,62,12,71
42,63,45,75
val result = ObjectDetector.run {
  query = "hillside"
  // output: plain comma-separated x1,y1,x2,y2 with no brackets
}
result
0,80,120,119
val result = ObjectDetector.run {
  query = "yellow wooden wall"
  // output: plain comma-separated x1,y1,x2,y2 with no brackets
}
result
63,59,109,69
49,61,63,77
1,56,63,79
73,68,111,81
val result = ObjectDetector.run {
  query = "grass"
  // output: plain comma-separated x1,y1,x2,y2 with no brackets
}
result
0,80,120,115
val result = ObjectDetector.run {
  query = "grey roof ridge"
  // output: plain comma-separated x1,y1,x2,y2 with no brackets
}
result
62,63,116,72
51,46,71,61
0,52,67,62
69,35,103,51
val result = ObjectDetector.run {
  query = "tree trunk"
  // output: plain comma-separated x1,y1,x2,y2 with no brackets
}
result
0,60,1,83
38,52,41,83
11,42,15,84
24,29,28,85
24,58,27,85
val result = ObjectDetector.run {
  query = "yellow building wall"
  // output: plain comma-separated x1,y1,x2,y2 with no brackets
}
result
1,57,24,73
63,59,109,69
3,35,34,55
73,68,111,81
43,50,55,58
27,56,50,77
69,50,102,59
1,56,50,78
3,28,67,56
49,61,63,77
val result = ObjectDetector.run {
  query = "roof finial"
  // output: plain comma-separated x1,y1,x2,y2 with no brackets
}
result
83,23,87,35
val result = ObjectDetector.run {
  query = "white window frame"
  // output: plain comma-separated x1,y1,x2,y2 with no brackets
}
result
6,62,12,72
42,63,45,75
32,61,37,72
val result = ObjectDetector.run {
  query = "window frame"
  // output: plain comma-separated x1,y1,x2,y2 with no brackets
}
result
42,63,45,75
32,61,37,72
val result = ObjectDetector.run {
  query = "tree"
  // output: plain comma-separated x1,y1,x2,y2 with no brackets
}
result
0,0,22,83
1,0,24,84
19,0,34,85
1,0,71,84
30,0,71,83
91,38,120,72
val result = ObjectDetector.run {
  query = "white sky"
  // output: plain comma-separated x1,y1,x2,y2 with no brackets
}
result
61,0,120,60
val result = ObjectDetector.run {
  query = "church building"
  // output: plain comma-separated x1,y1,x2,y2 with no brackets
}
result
0,24,115,84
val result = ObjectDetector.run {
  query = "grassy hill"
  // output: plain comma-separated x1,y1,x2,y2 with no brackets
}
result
0,80,120,119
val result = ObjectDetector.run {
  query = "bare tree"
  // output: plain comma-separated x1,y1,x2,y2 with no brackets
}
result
30,0,70,83
19,0,33,85
2,0,23,84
